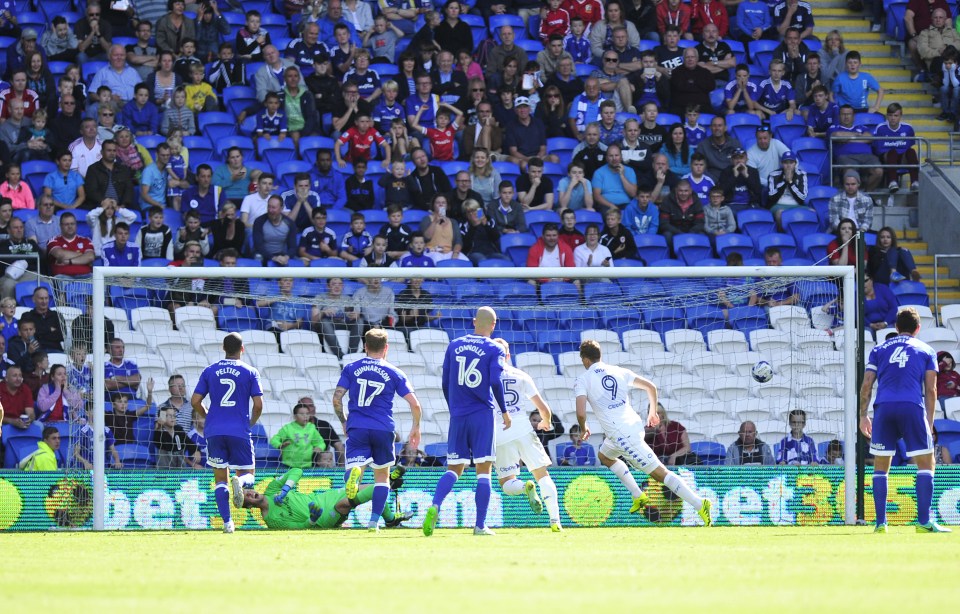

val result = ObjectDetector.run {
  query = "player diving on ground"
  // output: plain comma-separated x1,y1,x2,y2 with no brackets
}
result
242,467,413,529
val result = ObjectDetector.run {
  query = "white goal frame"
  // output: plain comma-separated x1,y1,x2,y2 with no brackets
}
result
91,265,859,529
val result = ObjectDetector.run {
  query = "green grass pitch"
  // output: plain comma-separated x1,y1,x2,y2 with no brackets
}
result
2,527,958,612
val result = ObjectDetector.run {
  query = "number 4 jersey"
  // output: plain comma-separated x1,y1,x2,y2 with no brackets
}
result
442,334,507,417
867,335,937,410
574,362,645,435
337,357,413,432
195,359,264,438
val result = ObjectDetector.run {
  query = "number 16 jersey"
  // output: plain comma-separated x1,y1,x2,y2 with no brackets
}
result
442,334,506,417
195,359,264,438
574,362,644,434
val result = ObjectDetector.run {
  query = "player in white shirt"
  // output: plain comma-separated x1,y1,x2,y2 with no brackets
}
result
574,340,713,525
492,339,563,532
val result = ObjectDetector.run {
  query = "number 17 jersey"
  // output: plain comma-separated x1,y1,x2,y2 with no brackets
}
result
337,357,413,432
195,359,264,438
574,362,643,434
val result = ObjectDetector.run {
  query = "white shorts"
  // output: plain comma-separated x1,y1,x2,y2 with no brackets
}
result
599,427,660,474
495,432,552,477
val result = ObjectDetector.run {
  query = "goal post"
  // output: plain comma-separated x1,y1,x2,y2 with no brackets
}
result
90,264,859,530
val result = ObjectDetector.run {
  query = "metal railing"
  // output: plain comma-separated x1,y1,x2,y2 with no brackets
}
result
934,254,960,320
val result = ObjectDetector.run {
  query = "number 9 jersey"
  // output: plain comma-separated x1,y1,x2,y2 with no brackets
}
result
574,362,645,435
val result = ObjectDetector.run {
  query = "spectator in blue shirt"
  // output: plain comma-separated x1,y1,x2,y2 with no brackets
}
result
562,425,596,466
257,277,309,338
101,221,142,268
43,151,85,210
310,149,347,209
119,84,160,137
103,338,141,397
776,409,821,465
735,0,776,42
831,51,884,113
213,147,251,203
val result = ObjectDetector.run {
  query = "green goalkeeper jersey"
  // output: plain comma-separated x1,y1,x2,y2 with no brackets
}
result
261,469,396,530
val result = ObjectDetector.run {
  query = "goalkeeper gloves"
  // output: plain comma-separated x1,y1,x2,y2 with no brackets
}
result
308,502,322,524
274,484,292,505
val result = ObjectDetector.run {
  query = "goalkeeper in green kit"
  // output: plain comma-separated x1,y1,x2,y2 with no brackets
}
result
242,466,412,529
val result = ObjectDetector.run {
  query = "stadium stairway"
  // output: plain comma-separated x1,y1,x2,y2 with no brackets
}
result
812,0,953,162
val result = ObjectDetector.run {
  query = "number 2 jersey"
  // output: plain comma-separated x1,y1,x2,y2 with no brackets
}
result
497,364,541,445
194,358,264,438
574,362,644,434
441,334,507,417
337,356,413,432
867,334,937,410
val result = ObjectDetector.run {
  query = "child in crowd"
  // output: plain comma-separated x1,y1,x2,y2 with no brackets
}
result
397,232,434,267
209,42,246,91
364,14,404,64
756,59,797,120
380,159,413,210
684,153,716,203
776,408,820,465
703,186,736,237
236,9,270,61
160,87,196,136
387,117,419,161
938,47,960,123
599,208,638,260
622,186,660,242
174,210,211,260
557,161,593,211
76,411,123,470
937,351,960,412
0,297,17,345
378,204,415,259
558,208,586,251
338,212,373,263
165,129,189,212
255,91,288,155
684,105,708,147
563,16,590,64
457,49,483,82
185,63,218,113
86,86,116,120
154,407,202,469
562,424,595,466
410,104,462,162
345,159,376,211
173,38,203,82
64,65,88,108
336,112,389,167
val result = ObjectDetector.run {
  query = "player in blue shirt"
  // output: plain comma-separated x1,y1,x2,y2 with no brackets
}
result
423,307,510,537
191,332,265,533
860,307,950,533
333,328,422,532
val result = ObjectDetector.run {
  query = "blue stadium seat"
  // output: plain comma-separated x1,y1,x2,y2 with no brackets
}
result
275,160,313,189
2,422,43,468
634,234,669,264
490,14,527,41
690,441,726,465
583,282,622,303
643,307,685,339
496,281,539,305
22,160,56,196
198,112,238,143
455,281,492,304
686,305,726,336
115,444,153,469
525,210,561,237
756,233,797,260
477,258,513,267
855,112,885,132
801,232,836,263
522,309,560,334
424,442,448,463
215,135,255,161
299,135,337,162
693,258,727,267
219,306,260,332
501,233,536,266
673,233,714,266
798,279,839,310
648,258,685,267
615,258,645,268
602,308,643,335
715,233,754,259
222,85,257,118
728,305,768,335
537,330,581,356
769,113,807,145
891,281,929,307
259,138,298,172
780,207,820,245
737,209,776,243
15,281,55,308
183,135,214,171
437,259,473,268
540,281,580,306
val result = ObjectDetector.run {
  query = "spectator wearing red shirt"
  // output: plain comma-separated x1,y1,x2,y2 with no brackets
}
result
691,0,729,38
46,211,95,278
646,404,698,465
656,0,693,40
540,0,572,42
937,351,960,401
334,111,391,168
563,0,605,28
558,208,586,251
526,222,575,285
0,71,41,119
410,102,463,162
0,365,35,425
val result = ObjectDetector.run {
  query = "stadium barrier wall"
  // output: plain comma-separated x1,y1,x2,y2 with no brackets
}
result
2,467,958,531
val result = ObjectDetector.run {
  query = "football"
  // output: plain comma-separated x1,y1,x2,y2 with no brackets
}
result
751,360,774,383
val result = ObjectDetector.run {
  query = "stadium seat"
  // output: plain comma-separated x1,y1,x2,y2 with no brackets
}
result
754,232,797,260
500,233,536,266
673,233,714,266
622,328,664,353
780,208,820,246
583,282,622,303
749,329,792,352
917,327,959,352
707,329,749,353
537,330,581,356
726,113,762,147
540,281,580,306
685,305,727,337
15,281,55,308
22,160,56,196
715,233,755,259
891,281,929,307
490,14,527,41
222,85,257,118
198,112,238,143
769,113,807,144
514,352,559,378
115,444,153,469
633,234,669,264
664,328,706,354
690,441,726,465
728,305,768,335
495,281,539,305
259,139,298,172
643,307,685,339
769,305,811,332
525,210,561,237
579,329,621,356
218,306,260,332
736,209,776,243
799,232,835,262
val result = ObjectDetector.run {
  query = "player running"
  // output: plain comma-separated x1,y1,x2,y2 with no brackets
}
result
242,466,413,530
491,338,563,532
423,306,511,537
860,307,951,533
574,340,712,526
191,332,264,533
334,328,422,532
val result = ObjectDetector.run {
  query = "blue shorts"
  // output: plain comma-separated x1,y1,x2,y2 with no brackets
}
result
870,402,933,457
206,435,255,470
345,427,395,469
447,410,496,465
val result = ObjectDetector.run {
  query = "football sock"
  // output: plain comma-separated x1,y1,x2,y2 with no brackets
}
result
475,474,491,529
538,475,560,524
432,470,458,507
369,483,390,527
237,473,255,488
354,485,375,504
214,482,231,524
916,470,934,526
502,478,525,496
609,459,643,498
663,471,704,509
873,471,888,526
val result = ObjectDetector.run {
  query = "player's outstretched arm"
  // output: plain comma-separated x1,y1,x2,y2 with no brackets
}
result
404,392,422,450
859,370,876,437
575,395,590,441
190,393,207,418
531,394,553,431
272,468,305,505
631,375,659,427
